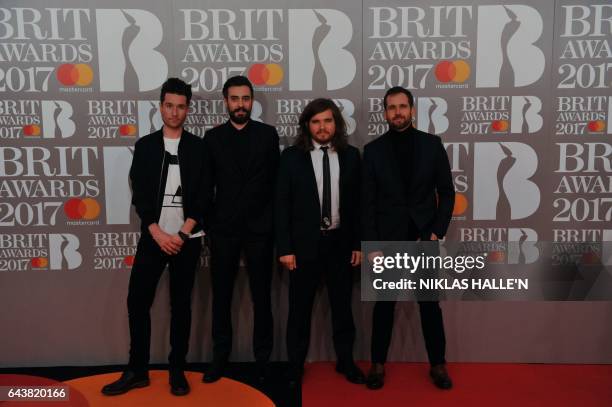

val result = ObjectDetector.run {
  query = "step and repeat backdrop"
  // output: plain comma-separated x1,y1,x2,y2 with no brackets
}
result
1,0,611,366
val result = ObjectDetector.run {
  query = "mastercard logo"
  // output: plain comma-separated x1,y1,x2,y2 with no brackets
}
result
31,257,48,268
124,256,135,267
453,193,468,216
581,251,599,265
119,125,137,136
64,198,100,220
23,124,41,137
587,120,605,132
434,60,470,83
248,63,283,86
488,251,506,263
492,120,509,132
56,63,93,86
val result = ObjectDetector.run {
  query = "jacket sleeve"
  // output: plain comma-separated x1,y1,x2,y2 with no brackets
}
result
350,148,362,251
129,140,156,228
431,137,455,238
275,150,293,257
271,128,281,176
361,145,378,243
200,132,215,233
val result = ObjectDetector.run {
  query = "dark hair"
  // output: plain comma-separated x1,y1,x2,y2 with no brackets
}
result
222,75,254,98
294,98,348,151
383,86,414,109
160,77,192,104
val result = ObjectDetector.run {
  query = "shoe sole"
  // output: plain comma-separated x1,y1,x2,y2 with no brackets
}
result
202,375,222,383
170,387,190,396
101,379,150,396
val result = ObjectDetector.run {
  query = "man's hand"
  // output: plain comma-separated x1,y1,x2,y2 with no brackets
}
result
170,234,185,251
279,254,297,271
417,233,439,242
149,224,182,255
350,251,362,267
155,232,182,255
367,251,384,264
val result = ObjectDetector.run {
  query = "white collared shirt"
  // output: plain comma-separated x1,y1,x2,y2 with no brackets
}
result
310,140,340,230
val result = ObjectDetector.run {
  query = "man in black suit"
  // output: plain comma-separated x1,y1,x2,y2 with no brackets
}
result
201,76,279,383
362,87,455,390
276,98,365,386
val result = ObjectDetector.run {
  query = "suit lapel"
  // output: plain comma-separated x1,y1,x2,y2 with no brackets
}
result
338,147,346,209
304,148,321,207
408,131,420,192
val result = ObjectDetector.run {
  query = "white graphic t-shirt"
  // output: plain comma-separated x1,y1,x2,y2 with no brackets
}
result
158,137,184,234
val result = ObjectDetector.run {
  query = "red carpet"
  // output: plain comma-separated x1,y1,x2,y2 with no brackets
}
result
302,362,612,407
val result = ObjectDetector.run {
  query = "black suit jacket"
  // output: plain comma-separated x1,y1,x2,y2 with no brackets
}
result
202,120,280,236
276,144,361,261
362,127,455,241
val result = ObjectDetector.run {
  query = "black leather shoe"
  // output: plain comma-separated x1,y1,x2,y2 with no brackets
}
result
203,361,225,383
101,371,150,396
430,364,453,390
336,362,366,384
169,369,190,396
365,363,385,390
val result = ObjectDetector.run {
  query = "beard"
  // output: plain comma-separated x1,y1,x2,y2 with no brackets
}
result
229,107,251,124
312,130,333,145
387,115,412,131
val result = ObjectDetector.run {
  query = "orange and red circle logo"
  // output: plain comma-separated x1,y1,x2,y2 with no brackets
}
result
588,120,605,133
492,120,509,132
488,251,506,263
453,193,468,216
119,125,137,136
581,251,600,265
124,256,135,267
64,198,100,220
434,60,470,83
31,257,49,268
56,63,94,86
23,124,41,137
248,63,283,86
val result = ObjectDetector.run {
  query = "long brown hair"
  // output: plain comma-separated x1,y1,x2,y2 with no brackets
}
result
294,98,348,151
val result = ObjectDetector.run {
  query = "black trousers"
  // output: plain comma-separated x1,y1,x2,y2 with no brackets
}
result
287,231,356,369
370,227,446,366
127,234,201,372
210,233,273,363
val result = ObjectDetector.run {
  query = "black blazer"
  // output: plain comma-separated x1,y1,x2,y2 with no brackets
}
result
201,120,280,236
276,144,361,261
361,127,455,241
129,129,204,234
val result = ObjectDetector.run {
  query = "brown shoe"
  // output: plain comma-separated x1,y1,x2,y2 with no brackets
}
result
429,364,453,390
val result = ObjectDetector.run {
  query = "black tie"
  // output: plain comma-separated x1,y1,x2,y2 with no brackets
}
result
321,146,331,229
